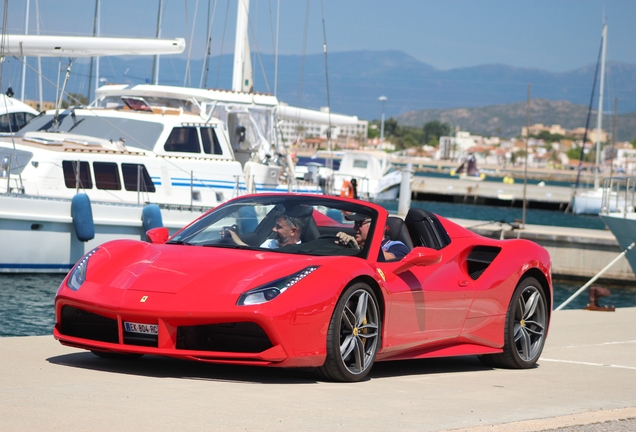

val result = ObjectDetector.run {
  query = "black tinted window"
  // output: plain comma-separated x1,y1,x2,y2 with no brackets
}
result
62,161,93,189
93,162,121,190
122,164,156,193
164,127,200,153
201,127,222,155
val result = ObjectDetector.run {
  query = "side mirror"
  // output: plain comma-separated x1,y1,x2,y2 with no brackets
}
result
146,227,169,244
394,247,442,274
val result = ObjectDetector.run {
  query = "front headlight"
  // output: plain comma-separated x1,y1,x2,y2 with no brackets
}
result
67,248,99,291
237,266,318,306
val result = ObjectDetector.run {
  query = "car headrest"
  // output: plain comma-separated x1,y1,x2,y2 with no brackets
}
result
386,216,414,250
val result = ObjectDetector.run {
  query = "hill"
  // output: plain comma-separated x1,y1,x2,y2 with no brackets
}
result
396,99,636,141
18,50,636,132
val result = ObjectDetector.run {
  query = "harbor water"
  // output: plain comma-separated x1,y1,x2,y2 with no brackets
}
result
377,200,606,230
1,274,634,338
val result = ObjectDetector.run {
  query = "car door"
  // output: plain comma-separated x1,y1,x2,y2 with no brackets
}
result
378,244,475,355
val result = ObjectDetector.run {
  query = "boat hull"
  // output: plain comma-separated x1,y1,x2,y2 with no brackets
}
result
599,213,636,275
0,195,208,273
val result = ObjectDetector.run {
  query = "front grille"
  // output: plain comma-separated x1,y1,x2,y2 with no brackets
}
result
176,322,273,353
123,331,158,347
59,306,118,343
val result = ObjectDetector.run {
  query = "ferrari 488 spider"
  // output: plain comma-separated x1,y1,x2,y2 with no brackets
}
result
54,194,552,382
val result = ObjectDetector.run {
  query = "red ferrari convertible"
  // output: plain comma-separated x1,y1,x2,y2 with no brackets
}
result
54,194,552,382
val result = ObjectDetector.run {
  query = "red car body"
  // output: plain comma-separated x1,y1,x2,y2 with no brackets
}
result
54,194,552,381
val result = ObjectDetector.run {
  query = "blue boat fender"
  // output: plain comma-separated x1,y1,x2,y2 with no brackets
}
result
142,204,164,232
71,194,95,242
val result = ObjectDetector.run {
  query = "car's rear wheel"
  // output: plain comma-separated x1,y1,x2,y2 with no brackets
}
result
480,276,548,369
317,282,381,382
91,350,144,360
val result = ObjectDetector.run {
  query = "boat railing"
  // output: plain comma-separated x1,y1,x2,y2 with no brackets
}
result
601,177,636,216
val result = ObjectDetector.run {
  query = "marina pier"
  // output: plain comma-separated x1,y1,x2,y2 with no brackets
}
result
1,308,634,431
412,174,572,210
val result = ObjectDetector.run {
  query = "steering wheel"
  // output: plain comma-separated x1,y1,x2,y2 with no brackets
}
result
317,234,358,249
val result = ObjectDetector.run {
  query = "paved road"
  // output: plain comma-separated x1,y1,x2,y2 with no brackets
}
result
1,308,635,431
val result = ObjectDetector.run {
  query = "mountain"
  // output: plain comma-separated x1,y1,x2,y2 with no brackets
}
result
397,99,636,141
17,50,636,138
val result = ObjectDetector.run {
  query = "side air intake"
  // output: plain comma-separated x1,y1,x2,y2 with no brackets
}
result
466,246,501,280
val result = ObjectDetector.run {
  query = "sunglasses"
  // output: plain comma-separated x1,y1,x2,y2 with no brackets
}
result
354,219,371,228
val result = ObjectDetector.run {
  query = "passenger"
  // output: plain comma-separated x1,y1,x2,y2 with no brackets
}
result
225,211,306,249
335,214,409,261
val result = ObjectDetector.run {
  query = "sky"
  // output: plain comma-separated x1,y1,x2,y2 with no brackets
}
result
1,0,635,73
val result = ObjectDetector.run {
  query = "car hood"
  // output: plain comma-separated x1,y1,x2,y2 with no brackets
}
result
88,240,332,296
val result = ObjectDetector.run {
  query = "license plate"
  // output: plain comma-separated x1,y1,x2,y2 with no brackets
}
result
124,322,158,335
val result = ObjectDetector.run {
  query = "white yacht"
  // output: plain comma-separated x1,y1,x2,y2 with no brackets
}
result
0,93,39,133
599,176,636,276
331,151,403,200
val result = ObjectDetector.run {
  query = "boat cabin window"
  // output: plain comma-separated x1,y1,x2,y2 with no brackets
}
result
122,163,156,192
200,127,222,155
0,112,36,133
62,161,93,189
93,162,121,190
164,127,200,153
352,159,368,169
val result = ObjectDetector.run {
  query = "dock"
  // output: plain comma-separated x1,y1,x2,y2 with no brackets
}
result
1,308,635,431
412,175,572,210
448,217,636,283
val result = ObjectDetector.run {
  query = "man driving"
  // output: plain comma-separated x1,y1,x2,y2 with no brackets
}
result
225,211,306,249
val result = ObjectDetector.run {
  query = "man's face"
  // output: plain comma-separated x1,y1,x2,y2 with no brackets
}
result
354,218,371,246
273,217,298,246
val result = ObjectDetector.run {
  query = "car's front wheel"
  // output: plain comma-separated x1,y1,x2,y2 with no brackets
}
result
480,276,548,369
317,282,381,382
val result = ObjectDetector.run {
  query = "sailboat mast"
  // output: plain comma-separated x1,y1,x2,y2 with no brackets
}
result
232,0,252,93
152,0,164,85
20,0,30,102
594,23,607,190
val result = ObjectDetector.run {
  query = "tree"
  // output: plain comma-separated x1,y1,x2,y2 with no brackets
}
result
383,117,399,137
422,120,451,146
61,92,89,109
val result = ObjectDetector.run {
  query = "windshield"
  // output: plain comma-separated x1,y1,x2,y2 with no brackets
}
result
169,195,378,258
19,113,164,151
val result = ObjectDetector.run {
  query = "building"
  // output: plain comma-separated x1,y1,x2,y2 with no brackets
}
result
438,131,483,160
277,104,368,145
522,123,608,143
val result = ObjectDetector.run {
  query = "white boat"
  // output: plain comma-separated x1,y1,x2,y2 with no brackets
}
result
331,151,403,200
0,94,39,133
572,23,609,215
599,176,636,276
572,187,624,215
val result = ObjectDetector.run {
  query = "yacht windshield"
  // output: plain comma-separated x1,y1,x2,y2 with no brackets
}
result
19,114,164,151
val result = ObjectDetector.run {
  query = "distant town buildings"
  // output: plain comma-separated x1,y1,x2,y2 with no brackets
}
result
522,123,608,143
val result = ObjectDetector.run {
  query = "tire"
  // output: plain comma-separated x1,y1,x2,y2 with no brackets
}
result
316,282,381,382
479,276,548,369
91,350,144,360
